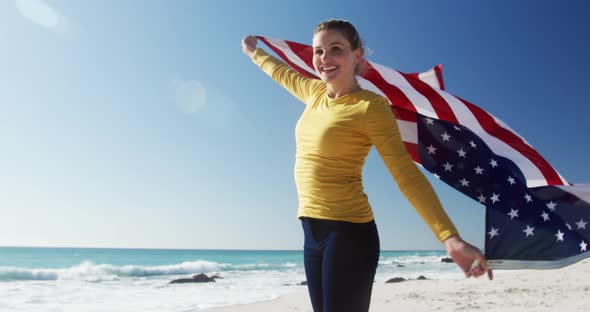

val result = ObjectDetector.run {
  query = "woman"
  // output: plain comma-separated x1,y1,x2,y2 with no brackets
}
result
242,19,492,312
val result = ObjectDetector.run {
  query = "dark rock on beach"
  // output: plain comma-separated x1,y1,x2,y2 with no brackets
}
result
397,264,406,268
441,257,454,263
169,273,219,284
281,281,307,286
385,276,429,283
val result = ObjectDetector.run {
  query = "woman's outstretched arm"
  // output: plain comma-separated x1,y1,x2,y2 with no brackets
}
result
366,98,493,280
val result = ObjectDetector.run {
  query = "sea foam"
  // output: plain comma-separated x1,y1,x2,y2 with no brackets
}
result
0,260,222,282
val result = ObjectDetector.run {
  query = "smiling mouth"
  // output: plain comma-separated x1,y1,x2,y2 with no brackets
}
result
321,65,338,73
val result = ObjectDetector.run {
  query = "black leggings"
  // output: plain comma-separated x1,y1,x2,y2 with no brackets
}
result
301,217,380,312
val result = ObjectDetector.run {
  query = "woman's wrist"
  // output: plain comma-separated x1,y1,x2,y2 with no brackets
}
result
249,48,257,58
442,234,463,250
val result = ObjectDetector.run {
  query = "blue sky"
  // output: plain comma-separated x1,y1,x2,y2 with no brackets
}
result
1,0,589,250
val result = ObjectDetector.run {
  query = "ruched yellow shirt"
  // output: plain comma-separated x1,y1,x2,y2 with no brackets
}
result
252,48,458,242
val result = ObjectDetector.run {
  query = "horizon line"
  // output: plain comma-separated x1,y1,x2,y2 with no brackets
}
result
0,245,447,253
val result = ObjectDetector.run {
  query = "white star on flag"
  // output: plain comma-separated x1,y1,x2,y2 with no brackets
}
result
443,162,453,172
556,230,565,242
546,201,557,211
541,211,550,221
507,176,516,185
576,219,588,230
425,118,434,125
524,193,533,203
441,132,451,141
488,227,499,238
459,178,470,187
489,159,498,168
490,193,500,204
477,194,486,203
427,145,437,155
581,241,588,252
523,225,535,237
457,148,466,158
508,209,519,219
469,141,477,148
475,166,484,174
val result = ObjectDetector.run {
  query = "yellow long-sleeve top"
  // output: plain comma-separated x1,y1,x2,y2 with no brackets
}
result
252,48,458,242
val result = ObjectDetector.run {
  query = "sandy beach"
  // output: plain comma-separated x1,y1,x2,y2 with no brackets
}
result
209,259,590,312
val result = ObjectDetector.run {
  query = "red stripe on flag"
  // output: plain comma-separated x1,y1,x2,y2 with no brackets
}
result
407,73,420,81
399,72,459,124
459,97,563,185
257,37,318,79
363,63,418,113
404,142,420,163
434,64,445,91
392,107,418,122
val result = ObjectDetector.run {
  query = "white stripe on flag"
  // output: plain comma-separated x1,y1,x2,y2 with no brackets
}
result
488,251,590,270
370,62,438,118
397,120,418,144
418,68,441,89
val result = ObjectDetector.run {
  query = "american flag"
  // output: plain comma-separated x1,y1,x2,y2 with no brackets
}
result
258,36,590,270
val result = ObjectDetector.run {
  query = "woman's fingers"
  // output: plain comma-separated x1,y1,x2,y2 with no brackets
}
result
242,35,258,57
444,236,493,281
468,257,494,280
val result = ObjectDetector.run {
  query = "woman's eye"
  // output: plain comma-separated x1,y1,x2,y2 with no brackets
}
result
315,50,323,55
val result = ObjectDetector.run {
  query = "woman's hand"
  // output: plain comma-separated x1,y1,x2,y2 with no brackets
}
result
443,235,493,280
242,35,258,58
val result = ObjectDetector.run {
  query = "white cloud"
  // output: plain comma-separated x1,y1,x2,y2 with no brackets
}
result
16,0,59,28
174,80,207,113
15,0,79,39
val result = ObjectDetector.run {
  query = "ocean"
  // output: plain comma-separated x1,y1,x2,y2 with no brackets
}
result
0,247,462,311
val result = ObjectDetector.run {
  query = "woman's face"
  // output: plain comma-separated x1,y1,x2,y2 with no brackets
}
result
312,29,361,86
